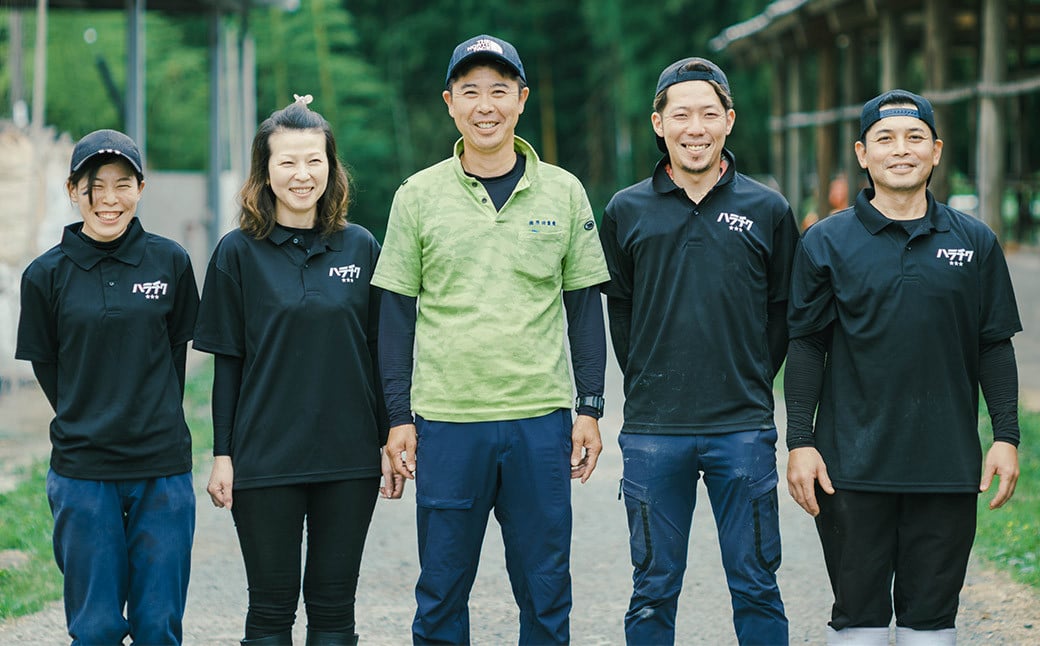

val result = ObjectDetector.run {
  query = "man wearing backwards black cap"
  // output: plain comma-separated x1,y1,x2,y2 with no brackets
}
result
785,89,1022,645
599,57,797,644
373,34,609,644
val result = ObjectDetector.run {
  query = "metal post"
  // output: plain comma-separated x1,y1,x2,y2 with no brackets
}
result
126,0,146,154
208,7,226,254
31,0,47,131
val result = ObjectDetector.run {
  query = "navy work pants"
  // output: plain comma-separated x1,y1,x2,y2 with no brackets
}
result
619,430,787,645
412,409,573,645
46,470,195,646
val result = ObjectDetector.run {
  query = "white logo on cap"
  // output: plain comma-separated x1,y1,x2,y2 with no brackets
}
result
467,39,504,55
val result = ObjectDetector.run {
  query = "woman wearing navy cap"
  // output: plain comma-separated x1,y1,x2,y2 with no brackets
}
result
15,129,199,645
193,95,402,646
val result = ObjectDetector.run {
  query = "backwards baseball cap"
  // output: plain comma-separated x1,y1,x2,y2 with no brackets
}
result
655,57,730,98
70,129,143,176
859,89,938,141
653,57,731,153
445,34,526,88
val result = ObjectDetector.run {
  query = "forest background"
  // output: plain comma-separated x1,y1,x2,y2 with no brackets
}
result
0,0,776,240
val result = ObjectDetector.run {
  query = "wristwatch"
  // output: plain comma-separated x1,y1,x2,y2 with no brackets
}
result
575,395,605,418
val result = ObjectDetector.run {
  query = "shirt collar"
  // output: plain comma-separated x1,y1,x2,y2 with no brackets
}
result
853,188,950,235
60,217,146,270
452,135,541,187
268,223,344,252
652,148,736,195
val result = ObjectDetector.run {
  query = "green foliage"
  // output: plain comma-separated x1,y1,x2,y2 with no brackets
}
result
0,363,216,621
1,0,779,238
975,408,1040,588
185,355,214,455
0,461,63,620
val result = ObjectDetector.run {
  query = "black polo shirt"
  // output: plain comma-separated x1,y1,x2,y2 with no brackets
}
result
193,224,385,490
16,217,198,480
788,189,1022,492
600,150,799,434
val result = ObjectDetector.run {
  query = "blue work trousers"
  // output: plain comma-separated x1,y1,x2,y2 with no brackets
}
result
619,430,788,646
46,470,196,646
412,409,573,645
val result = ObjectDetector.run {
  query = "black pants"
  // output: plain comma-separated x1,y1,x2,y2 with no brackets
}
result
815,487,977,632
231,478,379,638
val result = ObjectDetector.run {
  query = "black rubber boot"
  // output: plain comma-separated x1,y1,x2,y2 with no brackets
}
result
304,629,358,645
241,630,293,645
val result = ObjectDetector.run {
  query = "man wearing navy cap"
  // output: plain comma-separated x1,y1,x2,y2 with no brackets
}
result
374,34,610,644
599,57,797,644
785,89,1022,645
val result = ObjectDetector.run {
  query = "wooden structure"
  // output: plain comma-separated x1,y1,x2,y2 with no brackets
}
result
711,0,1040,237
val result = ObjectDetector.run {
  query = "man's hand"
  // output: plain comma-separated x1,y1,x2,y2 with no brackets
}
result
786,447,834,516
570,415,602,484
981,441,1019,510
380,446,406,499
386,423,417,480
207,455,234,510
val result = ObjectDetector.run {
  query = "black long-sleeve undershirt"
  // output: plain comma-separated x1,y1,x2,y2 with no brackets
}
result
379,286,607,426
211,353,243,457
608,297,787,378
32,341,187,415
784,332,1020,450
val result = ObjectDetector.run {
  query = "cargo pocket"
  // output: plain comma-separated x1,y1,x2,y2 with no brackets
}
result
414,419,475,510
749,468,781,572
622,478,653,571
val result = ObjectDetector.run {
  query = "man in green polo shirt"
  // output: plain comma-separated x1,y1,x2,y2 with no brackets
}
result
372,34,610,645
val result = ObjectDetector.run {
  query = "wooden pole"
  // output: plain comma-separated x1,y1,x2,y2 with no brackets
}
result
977,0,1007,236
815,47,837,221
924,0,950,202
785,55,803,219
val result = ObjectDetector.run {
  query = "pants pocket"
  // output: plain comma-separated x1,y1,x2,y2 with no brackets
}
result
749,468,781,571
622,478,653,571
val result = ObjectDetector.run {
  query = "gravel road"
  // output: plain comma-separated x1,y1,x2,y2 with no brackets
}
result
4,253,1040,645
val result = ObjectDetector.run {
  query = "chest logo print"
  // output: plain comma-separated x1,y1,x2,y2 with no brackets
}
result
718,212,753,232
330,265,362,283
936,249,974,266
132,280,168,300
528,219,558,233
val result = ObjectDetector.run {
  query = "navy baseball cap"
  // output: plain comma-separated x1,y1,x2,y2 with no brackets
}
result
70,129,143,175
445,34,526,88
859,89,938,141
654,57,731,153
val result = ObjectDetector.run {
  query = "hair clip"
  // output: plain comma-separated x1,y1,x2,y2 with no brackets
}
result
293,93,314,106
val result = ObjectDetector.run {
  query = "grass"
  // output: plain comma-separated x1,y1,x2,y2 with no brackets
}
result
974,406,1040,588
0,460,63,619
0,358,214,622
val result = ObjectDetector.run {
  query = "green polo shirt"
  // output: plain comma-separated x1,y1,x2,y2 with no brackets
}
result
372,137,609,422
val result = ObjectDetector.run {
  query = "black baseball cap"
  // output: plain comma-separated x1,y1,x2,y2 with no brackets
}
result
70,129,143,176
655,57,730,98
859,89,938,141
445,34,526,89
654,57,731,153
